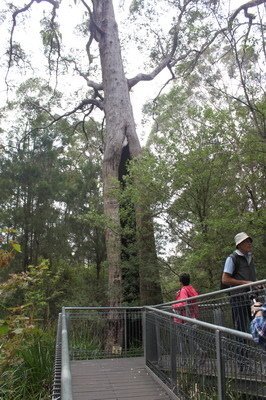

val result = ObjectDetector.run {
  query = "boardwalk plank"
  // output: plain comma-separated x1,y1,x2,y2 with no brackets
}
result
71,357,172,400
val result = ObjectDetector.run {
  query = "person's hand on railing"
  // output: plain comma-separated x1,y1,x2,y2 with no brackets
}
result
255,284,266,290
251,302,262,318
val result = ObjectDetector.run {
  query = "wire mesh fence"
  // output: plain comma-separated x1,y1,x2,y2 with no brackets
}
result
52,282,266,400
65,307,143,360
145,307,266,400
159,281,266,333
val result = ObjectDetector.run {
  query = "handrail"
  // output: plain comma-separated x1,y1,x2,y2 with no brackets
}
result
154,279,266,308
54,297,265,400
61,307,73,400
62,280,266,312
64,306,143,310
51,313,62,400
145,306,252,340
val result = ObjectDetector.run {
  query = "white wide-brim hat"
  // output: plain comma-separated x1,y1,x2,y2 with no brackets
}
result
234,232,252,247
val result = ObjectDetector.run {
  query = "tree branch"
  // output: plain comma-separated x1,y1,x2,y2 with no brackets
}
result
127,0,191,89
25,98,104,135
127,27,178,89
128,0,266,90
229,0,266,26
62,57,104,96
6,0,59,87
47,1,61,87
127,57,173,89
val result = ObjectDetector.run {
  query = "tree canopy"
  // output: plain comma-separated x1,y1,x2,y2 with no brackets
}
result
0,1,266,396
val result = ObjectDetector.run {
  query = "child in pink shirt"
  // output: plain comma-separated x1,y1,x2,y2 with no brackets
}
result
172,273,199,323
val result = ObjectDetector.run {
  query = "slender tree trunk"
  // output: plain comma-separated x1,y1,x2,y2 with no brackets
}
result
23,188,32,270
136,209,163,305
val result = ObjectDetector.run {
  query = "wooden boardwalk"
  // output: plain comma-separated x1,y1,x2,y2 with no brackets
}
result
71,357,172,400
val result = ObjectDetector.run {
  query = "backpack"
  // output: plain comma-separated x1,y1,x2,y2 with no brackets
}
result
220,252,240,290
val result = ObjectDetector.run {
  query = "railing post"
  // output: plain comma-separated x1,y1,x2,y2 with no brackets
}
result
142,309,147,363
145,309,159,364
61,307,73,400
216,329,225,400
170,318,177,394
124,309,127,356
155,314,161,363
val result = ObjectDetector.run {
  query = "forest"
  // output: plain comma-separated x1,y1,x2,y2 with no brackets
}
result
0,0,265,398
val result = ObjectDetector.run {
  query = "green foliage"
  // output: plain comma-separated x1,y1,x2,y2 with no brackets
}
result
0,255,108,399
0,3,265,397
0,260,54,325
0,229,21,268
138,79,266,295
0,259,108,326
0,329,54,400
0,79,105,275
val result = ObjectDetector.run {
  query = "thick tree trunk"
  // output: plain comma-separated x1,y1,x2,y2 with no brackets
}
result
94,0,162,309
95,0,140,308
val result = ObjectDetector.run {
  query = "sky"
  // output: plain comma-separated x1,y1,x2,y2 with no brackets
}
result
0,0,252,145
0,0,170,143
0,0,263,258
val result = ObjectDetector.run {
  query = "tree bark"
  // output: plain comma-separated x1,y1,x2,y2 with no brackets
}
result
136,208,163,305
94,1,145,306
95,0,163,308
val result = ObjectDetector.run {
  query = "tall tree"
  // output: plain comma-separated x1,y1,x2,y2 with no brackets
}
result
3,0,265,306
0,78,105,277
137,80,266,292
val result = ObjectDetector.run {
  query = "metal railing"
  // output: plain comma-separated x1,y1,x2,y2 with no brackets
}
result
61,308,73,400
52,281,266,400
158,280,266,332
144,306,266,400
66,306,143,360
52,306,144,400
51,313,62,400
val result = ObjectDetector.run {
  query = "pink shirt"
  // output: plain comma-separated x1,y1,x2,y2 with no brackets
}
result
172,285,199,323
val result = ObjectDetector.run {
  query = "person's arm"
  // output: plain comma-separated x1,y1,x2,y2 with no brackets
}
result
222,255,253,286
172,288,187,309
251,303,263,318
251,315,266,340
221,272,253,286
172,290,180,310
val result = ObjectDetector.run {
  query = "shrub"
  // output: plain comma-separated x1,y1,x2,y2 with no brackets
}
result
0,328,54,400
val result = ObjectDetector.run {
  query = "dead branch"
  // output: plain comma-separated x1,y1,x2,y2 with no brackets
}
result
79,0,94,63
63,57,104,97
49,98,104,122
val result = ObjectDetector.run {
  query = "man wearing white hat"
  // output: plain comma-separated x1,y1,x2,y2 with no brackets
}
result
222,232,257,332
